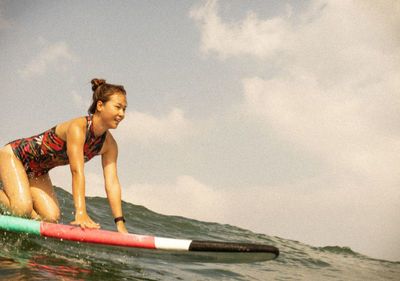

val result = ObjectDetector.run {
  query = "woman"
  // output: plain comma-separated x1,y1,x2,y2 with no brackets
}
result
0,79,128,233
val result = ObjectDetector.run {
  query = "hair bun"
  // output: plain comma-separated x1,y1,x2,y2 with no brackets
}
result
91,78,106,92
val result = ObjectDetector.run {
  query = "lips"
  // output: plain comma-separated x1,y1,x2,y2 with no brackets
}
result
114,118,122,126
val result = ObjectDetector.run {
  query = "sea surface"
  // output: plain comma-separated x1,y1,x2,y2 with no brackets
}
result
0,187,399,280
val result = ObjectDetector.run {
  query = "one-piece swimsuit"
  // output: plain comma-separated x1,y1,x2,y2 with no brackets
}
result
8,116,106,179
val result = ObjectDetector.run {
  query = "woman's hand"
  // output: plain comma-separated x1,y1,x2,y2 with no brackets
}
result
70,211,100,229
116,221,128,233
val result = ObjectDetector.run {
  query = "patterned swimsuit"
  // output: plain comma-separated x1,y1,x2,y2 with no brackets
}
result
9,116,107,179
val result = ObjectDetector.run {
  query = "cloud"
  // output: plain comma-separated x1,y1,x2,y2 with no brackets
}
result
190,0,291,59
190,0,400,260
243,74,399,180
126,176,224,221
191,0,400,63
84,172,107,197
240,0,400,182
18,41,77,78
192,0,400,192
113,108,194,144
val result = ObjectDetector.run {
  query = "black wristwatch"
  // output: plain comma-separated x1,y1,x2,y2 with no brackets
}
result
114,216,125,223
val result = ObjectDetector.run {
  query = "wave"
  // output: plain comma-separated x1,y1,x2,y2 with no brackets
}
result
0,186,399,280
319,245,359,256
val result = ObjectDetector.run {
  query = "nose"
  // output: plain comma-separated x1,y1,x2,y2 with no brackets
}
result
119,108,125,120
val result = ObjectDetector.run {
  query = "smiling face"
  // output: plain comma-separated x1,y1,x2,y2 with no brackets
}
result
96,93,127,129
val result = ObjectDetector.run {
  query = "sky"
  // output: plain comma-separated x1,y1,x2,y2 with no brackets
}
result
0,0,399,261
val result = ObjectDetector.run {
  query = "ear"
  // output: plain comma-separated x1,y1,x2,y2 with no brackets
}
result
96,100,104,112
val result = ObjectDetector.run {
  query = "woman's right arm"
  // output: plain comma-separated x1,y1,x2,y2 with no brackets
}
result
66,119,100,229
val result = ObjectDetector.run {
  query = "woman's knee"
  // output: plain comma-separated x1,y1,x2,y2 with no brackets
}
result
40,207,60,222
30,175,60,222
9,198,33,216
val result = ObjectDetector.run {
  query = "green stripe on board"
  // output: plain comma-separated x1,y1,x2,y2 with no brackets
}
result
0,215,41,235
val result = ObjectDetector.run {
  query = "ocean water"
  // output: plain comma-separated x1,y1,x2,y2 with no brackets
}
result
0,187,399,280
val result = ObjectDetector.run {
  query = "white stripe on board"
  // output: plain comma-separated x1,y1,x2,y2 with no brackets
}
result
154,237,192,251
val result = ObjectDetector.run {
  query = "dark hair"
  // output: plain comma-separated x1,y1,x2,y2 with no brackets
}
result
88,78,126,115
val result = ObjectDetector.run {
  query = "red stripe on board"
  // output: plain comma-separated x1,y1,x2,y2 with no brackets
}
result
40,222,156,249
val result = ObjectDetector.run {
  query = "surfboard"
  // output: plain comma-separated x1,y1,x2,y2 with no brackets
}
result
0,214,279,261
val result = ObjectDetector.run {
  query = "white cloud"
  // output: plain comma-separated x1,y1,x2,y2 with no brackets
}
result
51,167,106,197
190,0,291,59
239,0,400,182
126,176,224,222
18,41,77,78
192,0,400,194
191,0,400,260
191,0,400,185
243,73,400,181
83,172,107,197
50,167,107,222
113,108,194,144
289,1,400,88
191,0,400,63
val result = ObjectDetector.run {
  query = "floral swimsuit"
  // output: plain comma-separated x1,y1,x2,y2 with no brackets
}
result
9,116,106,179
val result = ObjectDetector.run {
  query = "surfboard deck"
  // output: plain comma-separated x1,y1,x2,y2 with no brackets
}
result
0,214,279,262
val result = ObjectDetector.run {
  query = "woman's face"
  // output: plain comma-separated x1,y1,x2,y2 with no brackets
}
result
98,93,127,129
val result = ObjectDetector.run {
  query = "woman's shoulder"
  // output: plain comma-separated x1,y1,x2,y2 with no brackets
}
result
55,117,88,140
58,116,87,128
72,117,88,125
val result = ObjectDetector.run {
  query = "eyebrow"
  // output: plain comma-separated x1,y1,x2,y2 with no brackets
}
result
116,102,127,108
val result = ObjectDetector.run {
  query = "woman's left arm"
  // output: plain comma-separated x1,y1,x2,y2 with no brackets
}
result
101,133,128,233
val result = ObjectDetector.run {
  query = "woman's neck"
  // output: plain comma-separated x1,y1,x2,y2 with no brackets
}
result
92,113,107,137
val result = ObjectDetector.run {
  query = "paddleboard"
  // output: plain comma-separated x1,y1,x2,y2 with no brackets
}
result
0,214,279,261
